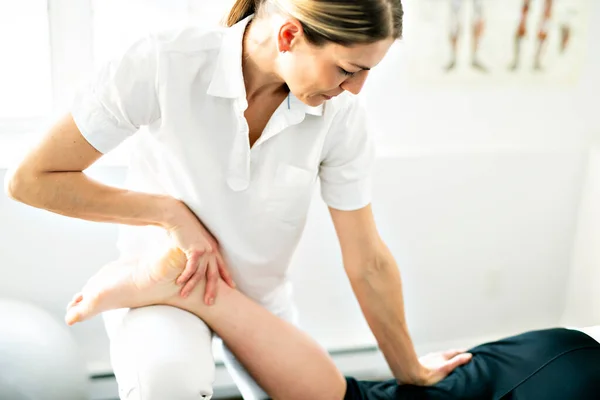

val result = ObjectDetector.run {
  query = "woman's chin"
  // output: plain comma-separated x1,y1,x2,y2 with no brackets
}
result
292,91,335,107
303,95,328,107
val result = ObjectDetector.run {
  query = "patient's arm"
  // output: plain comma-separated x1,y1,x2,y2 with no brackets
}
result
66,248,347,400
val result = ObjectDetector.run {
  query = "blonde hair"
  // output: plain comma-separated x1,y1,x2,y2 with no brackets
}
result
223,0,403,45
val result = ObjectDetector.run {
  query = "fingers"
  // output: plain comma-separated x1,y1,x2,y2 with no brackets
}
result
216,252,236,288
204,257,219,305
180,254,208,297
443,352,473,374
176,251,202,285
442,348,468,359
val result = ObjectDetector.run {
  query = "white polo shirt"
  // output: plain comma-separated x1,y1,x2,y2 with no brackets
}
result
72,15,375,312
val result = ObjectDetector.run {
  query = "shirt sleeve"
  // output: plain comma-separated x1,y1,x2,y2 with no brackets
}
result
71,35,161,154
319,95,376,211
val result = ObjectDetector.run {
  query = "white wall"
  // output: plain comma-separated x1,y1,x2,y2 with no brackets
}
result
559,0,600,322
292,151,587,352
1,0,598,388
561,144,600,327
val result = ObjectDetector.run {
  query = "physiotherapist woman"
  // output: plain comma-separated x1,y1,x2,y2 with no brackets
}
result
5,0,465,399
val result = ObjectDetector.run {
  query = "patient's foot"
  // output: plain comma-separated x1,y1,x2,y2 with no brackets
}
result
65,248,187,326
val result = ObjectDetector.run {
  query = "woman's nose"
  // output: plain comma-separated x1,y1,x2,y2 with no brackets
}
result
340,71,369,95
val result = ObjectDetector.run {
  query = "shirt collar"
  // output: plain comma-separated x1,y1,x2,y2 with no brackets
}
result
206,15,323,117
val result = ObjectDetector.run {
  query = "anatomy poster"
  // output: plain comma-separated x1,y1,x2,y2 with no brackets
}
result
402,0,590,88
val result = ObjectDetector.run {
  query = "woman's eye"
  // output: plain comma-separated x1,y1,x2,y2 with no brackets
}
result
339,67,355,76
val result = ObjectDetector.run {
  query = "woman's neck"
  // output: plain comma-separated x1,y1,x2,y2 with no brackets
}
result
241,18,288,101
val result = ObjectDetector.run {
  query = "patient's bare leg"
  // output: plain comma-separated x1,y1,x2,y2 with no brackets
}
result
67,248,347,400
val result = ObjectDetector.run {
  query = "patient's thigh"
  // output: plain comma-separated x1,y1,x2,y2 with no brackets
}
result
103,306,215,400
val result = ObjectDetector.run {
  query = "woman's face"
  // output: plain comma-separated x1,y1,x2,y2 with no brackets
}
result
275,19,394,107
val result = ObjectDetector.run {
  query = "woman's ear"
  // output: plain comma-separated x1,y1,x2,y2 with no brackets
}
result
277,18,304,52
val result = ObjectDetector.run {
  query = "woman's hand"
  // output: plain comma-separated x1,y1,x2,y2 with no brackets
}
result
413,349,472,386
165,200,235,304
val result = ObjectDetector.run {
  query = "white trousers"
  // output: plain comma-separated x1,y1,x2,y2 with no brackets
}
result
103,303,297,400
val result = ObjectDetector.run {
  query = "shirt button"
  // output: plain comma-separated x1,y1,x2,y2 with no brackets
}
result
227,176,249,191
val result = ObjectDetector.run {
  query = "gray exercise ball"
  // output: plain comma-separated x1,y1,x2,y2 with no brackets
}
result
0,299,90,400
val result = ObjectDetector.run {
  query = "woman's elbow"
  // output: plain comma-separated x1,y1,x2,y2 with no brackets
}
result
4,167,36,203
4,168,20,200
346,251,394,281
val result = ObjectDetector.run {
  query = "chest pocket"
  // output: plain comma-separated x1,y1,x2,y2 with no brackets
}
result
266,164,317,225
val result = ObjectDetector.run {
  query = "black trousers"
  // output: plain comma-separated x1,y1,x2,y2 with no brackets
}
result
344,328,600,400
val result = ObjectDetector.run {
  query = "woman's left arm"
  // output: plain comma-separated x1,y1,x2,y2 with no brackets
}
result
321,96,468,385
329,204,423,383
329,204,468,386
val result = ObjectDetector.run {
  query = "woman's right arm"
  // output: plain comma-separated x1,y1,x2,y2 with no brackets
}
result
5,113,180,228
5,113,234,302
